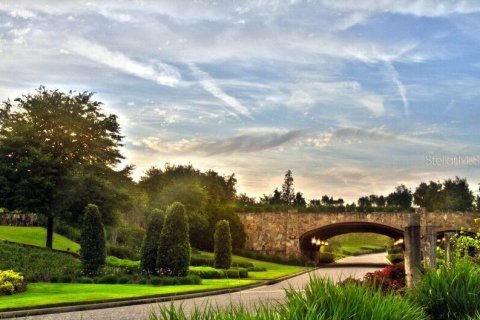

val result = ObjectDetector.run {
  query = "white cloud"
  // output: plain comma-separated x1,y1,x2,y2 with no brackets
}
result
67,38,181,87
385,62,410,116
9,27,31,45
98,10,133,22
360,95,385,117
9,9,35,19
320,0,480,17
188,63,252,119
281,80,385,116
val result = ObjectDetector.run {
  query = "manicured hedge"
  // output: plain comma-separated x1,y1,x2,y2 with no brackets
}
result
188,266,248,279
214,220,232,269
80,204,106,277
140,209,165,274
318,252,335,264
157,202,191,277
233,249,314,267
387,254,404,264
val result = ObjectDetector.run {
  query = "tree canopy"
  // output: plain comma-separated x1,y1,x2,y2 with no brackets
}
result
0,87,125,247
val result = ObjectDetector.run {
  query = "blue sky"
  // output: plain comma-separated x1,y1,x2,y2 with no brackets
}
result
1,1,480,202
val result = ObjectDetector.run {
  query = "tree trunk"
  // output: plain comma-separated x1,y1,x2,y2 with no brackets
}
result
46,216,54,249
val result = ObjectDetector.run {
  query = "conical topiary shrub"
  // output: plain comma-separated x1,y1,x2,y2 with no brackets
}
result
140,209,165,274
157,202,191,277
80,204,106,277
214,219,232,269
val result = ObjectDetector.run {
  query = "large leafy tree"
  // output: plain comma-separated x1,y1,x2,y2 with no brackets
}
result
414,177,473,212
0,87,124,248
386,185,413,210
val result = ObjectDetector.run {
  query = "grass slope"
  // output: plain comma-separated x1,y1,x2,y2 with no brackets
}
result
0,280,259,312
0,226,80,253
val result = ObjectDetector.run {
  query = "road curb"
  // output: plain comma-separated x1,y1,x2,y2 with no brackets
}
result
0,268,314,319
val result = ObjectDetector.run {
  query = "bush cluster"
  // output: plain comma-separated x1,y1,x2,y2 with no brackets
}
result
214,220,232,269
0,242,80,282
0,270,26,295
363,263,406,293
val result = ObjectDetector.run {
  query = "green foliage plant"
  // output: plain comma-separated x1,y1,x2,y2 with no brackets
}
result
140,209,165,274
80,204,106,277
157,202,191,277
214,220,232,269
410,260,480,320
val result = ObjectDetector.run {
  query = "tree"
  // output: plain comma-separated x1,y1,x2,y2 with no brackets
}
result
207,205,246,250
413,181,442,211
140,209,164,275
0,87,123,248
441,177,474,211
281,170,295,205
358,196,372,208
386,185,412,210
294,192,306,207
80,204,106,277
157,202,190,277
214,220,232,269
414,178,473,211
236,193,256,206
155,178,207,213
269,189,283,205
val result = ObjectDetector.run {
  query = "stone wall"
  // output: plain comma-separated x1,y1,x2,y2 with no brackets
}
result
0,212,38,226
237,210,479,258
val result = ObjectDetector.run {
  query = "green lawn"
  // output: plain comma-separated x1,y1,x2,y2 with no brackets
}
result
328,233,392,257
0,280,259,312
0,226,80,253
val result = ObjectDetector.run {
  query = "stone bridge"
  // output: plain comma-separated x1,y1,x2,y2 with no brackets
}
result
237,210,479,260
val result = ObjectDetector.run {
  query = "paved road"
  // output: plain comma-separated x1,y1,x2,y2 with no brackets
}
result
15,253,387,320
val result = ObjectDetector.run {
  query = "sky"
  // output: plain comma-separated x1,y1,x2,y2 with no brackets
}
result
1,0,480,202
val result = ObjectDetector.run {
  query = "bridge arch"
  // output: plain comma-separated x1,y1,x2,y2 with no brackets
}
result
299,222,404,260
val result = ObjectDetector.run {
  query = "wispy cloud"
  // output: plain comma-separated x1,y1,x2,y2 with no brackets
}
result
67,38,181,87
140,130,303,156
188,63,252,119
305,127,443,148
385,62,410,116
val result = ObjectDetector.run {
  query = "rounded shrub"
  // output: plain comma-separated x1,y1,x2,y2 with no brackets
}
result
80,204,106,277
157,202,191,277
96,274,118,284
140,209,165,275
214,220,232,269
118,276,130,284
77,277,94,284
150,277,162,285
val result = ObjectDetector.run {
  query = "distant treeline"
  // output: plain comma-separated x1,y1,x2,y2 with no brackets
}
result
235,171,479,213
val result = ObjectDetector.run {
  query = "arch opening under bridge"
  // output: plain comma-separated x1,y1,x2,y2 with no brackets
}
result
299,222,404,261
